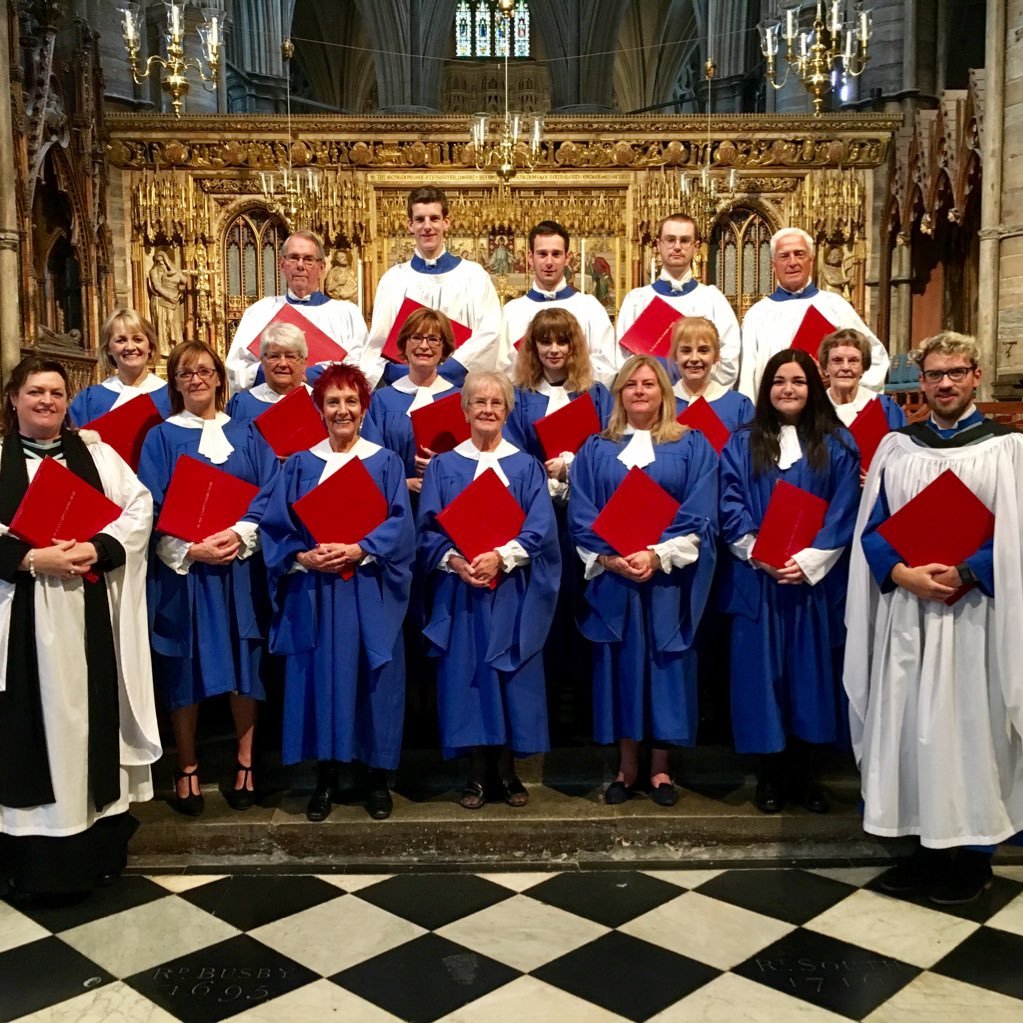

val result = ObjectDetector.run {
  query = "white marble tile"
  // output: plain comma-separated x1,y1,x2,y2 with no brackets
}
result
314,874,393,894
145,874,227,894
0,900,50,954
476,871,559,892
805,888,979,968
985,890,1023,937
10,980,180,1022
619,892,793,971
60,897,240,978
808,866,887,887
643,869,723,889
993,864,1023,883
863,971,1023,1022
649,972,849,1022
220,979,403,1023
250,897,425,976
436,975,627,1023
435,894,608,972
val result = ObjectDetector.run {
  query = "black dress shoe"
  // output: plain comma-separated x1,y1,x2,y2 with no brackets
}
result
224,762,256,811
794,781,830,815
604,780,635,805
306,762,337,822
171,768,204,817
365,771,393,820
878,846,948,894
650,782,678,808
754,776,784,814
929,851,994,905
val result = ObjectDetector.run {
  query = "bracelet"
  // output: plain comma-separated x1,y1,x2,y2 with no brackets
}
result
27,549,35,579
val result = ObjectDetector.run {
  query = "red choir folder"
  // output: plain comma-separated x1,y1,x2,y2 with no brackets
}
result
676,396,730,455
751,479,829,569
83,393,163,472
436,467,526,588
848,397,890,472
381,297,472,362
533,393,602,460
155,455,259,543
591,466,680,556
876,468,994,605
410,392,471,453
244,301,348,364
254,387,328,458
789,305,838,358
10,457,123,581
292,455,388,580
617,297,682,359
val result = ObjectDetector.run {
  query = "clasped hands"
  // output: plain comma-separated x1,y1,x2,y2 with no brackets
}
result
752,557,808,585
297,542,365,574
188,528,243,565
23,538,98,578
599,550,659,583
450,551,501,588
891,562,961,602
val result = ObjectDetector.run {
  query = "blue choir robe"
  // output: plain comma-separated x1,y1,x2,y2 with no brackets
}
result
69,376,171,426
138,414,279,711
503,381,613,467
568,430,719,746
225,382,314,425
417,441,561,758
673,381,754,435
259,439,415,769
719,427,860,753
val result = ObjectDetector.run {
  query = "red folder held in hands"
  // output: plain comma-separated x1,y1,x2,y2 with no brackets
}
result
877,468,994,604
751,479,828,569
411,392,471,454
254,387,328,458
155,455,259,543
676,396,730,456
83,393,163,472
789,305,837,358
382,297,472,362
618,297,682,359
245,302,348,364
848,397,890,472
292,455,388,579
533,393,601,460
591,466,680,557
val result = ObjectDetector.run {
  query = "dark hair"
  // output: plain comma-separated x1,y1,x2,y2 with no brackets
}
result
166,340,228,415
514,307,593,393
749,349,848,476
1,356,71,437
397,307,455,363
407,186,449,218
311,362,372,414
528,220,569,251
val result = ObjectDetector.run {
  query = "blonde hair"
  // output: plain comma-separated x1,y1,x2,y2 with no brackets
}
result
100,308,158,372
913,330,979,368
604,355,685,444
513,308,594,393
670,316,720,362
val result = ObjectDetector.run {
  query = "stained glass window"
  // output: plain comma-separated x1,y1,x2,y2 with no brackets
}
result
475,3,491,56
455,2,530,59
514,1,530,57
455,1,472,57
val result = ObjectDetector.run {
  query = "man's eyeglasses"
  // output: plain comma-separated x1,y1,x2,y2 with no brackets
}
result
408,334,443,348
175,366,217,381
282,254,322,266
919,365,976,383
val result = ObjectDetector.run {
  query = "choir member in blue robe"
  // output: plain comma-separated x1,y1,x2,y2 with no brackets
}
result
719,348,860,815
138,341,278,817
418,371,560,810
225,321,312,424
569,355,718,807
260,364,414,822
69,308,171,425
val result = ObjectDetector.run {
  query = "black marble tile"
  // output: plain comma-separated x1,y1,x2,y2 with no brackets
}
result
0,937,113,1023
931,925,1023,1001
864,872,1023,924
8,875,169,933
533,931,719,1022
695,868,856,925
353,873,512,930
332,932,519,1022
123,934,318,1023
525,870,682,927
177,875,345,931
732,927,919,1020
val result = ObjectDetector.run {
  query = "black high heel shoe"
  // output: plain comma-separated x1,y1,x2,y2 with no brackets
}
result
224,762,256,811
171,767,204,817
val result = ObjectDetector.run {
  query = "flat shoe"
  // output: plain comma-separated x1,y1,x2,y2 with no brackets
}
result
754,777,784,814
797,782,830,815
604,780,635,805
224,762,255,811
460,780,486,810
650,782,678,807
365,773,393,820
498,776,529,807
306,786,333,822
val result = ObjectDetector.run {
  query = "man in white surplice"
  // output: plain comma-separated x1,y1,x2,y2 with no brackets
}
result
845,331,1023,905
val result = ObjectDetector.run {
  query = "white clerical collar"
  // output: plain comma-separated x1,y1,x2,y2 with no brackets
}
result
453,437,518,484
415,246,448,268
392,374,454,414
250,382,311,404
532,279,570,300
310,436,381,482
618,427,655,469
673,379,727,403
778,424,802,470
929,402,978,430
167,410,234,464
827,386,872,427
659,268,694,292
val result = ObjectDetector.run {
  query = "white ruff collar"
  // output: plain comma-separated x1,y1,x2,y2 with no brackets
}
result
249,381,311,404
673,379,727,403
618,427,655,469
167,410,234,464
827,386,872,427
310,436,381,483
392,374,454,415
537,378,571,415
453,437,518,485
778,424,802,470
102,373,166,410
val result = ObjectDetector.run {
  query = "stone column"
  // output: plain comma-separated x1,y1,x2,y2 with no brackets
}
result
0,6,22,384
889,241,913,355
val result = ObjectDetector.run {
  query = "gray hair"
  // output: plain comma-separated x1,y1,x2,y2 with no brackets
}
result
770,227,815,259
461,370,514,413
283,230,325,262
259,321,308,359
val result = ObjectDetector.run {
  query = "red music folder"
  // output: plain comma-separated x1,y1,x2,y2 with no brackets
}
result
292,455,388,579
410,392,471,453
436,467,526,587
155,455,260,543
877,468,994,604
676,396,730,455
591,466,681,557
245,301,348,364
789,304,837,358
254,387,328,458
617,297,682,359
381,297,472,362
751,479,829,569
848,397,890,472
83,393,163,472
533,393,602,460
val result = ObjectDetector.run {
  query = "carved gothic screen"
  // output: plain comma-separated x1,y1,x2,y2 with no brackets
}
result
709,208,775,320
223,210,288,342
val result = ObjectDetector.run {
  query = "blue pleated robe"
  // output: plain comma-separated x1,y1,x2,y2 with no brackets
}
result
260,444,415,768
137,418,279,711
719,428,860,753
225,389,273,424
417,447,560,758
362,383,460,479
674,389,754,435
568,431,719,746
503,383,614,464
69,380,172,425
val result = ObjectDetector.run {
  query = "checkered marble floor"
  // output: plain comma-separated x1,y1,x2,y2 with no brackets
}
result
3,864,1023,1022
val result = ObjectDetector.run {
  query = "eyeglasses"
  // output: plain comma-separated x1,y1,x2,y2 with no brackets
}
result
263,351,302,363
920,365,976,383
827,356,863,368
408,334,443,348
175,366,217,381
281,254,322,266
468,398,506,410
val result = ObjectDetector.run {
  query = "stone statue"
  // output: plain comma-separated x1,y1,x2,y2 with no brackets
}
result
147,251,187,357
323,249,358,302
820,243,854,302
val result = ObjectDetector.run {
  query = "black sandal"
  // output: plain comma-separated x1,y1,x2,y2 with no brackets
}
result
224,762,255,811
171,767,204,817
460,780,486,810
498,776,529,807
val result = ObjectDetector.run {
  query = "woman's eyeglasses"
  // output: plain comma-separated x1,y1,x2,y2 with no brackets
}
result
175,367,217,381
